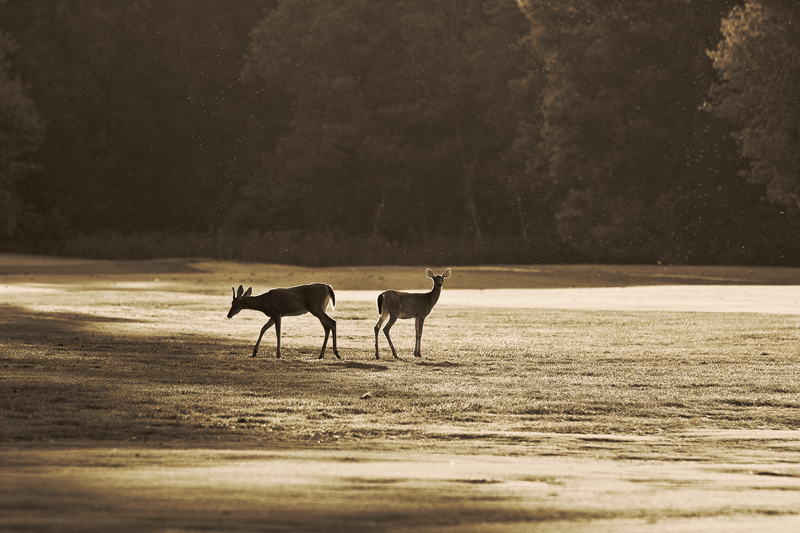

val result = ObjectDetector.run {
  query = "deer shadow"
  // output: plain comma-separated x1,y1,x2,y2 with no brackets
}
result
416,360,461,368
332,361,389,372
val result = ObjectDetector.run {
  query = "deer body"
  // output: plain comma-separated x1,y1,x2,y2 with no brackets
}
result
227,283,340,359
374,268,451,359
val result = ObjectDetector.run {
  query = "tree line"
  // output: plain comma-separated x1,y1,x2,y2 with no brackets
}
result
0,0,798,264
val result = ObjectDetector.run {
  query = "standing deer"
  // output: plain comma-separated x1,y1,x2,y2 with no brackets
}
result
374,268,451,359
227,283,340,359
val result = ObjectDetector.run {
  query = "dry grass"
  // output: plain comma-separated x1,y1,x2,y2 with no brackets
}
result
2,271,799,450
2,256,800,531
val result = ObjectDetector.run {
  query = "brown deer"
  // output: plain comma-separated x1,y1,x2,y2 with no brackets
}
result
227,283,340,359
374,268,451,359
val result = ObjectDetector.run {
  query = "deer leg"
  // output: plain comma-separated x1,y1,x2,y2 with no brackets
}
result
274,316,282,358
414,316,425,358
314,312,329,359
253,317,275,358
319,325,330,359
374,312,388,359
328,315,340,359
315,313,340,360
383,315,399,359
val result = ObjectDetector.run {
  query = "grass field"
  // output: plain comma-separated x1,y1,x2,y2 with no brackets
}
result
2,254,800,531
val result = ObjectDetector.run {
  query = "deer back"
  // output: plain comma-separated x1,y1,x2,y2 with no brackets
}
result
381,289,438,319
262,283,332,317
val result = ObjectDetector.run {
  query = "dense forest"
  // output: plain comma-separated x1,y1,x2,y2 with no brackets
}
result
0,0,798,265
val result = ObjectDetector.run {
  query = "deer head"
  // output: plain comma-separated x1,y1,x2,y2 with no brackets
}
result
227,285,252,318
426,268,451,289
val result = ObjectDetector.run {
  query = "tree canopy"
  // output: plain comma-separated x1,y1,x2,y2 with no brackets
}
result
0,0,797,265
707,0,800,209
239,0,538,243
0,31,43,237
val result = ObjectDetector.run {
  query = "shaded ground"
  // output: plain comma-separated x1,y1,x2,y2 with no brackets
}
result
4,253,800,289
4,445,800,532
1,254,800,531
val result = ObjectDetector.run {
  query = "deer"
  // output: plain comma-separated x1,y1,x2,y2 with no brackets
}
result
374,268,451,359
227,283,340,360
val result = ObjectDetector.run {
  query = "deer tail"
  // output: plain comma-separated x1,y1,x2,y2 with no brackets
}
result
377,293,384,314
327,284,336,309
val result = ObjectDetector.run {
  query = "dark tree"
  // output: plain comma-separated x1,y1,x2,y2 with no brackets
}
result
240,0,538,242
708,0,800,209
522,0,748,262
0,31,43,237
0,1,273,234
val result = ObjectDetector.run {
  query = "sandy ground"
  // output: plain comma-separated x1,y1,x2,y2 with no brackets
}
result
4,444,800,532
2,254,800,531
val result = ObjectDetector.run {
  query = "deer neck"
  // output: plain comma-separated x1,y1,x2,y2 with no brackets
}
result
241,295,264,312
427,284,442,308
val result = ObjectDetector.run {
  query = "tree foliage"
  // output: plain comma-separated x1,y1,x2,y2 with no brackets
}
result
0,31,43,236
523,0,746,262
0,0,273,233
0,0,797,264
239,0,540,241
708,0,800,209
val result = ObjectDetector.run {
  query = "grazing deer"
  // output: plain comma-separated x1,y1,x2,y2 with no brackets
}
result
374,268,451,359
227,283,340,359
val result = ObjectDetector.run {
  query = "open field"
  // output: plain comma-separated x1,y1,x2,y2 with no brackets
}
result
2,254,800,531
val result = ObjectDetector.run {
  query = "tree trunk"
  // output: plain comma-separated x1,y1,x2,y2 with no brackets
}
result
514,189,528,240
371,189,385,240
464,177,483,242
455,125,483,242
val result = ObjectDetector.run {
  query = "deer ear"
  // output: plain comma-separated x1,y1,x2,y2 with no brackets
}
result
442,268,451,279
236,285,244,297
231,287,236,298
244,287,253,297
426,268,435,279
